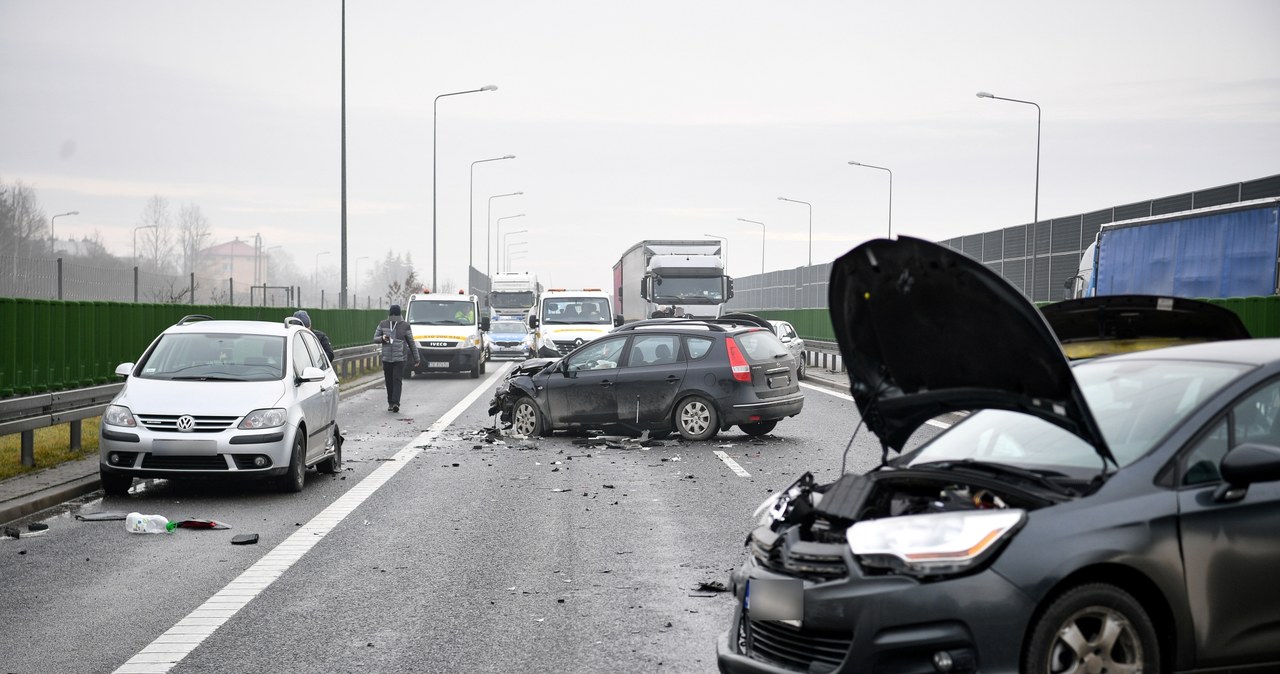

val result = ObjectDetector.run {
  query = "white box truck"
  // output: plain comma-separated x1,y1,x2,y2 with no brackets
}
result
487,271,543,321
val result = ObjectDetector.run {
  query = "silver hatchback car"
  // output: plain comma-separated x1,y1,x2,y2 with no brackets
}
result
769,320,806,380
98,315,341,495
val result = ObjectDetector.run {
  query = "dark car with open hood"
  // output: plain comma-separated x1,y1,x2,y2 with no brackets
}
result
717,237,1280,674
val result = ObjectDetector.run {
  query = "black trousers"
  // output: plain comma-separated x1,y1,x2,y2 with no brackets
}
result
383,361,406,405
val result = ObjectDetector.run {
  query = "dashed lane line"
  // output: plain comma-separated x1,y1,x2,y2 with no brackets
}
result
800,381,952,430
113,363,511,674
714,450,752,478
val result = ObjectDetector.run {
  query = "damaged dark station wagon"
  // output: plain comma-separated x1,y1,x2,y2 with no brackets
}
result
488,315,804,440
717,237,1280,674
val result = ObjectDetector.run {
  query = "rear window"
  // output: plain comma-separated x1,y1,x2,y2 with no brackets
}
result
733,329,788,363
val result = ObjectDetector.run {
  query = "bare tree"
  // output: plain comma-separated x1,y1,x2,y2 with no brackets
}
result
137,195,175,273
1,180,48,270
177,202,212,275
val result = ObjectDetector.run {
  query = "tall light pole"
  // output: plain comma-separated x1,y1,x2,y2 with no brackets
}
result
469,154,515,291
133,224,158,267
487,192,523,281
51,211,78,247
976,91,1040,227
848,161,893,238
432,84,498,292
505,241,529,273
777,197,812,266
737,218,766,278
314,251,330,291
703,233,728,275
501,230,528,273
354,255,368,305
339,0,348,308
496,214,526,274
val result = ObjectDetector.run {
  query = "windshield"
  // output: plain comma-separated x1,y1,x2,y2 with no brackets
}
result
905,358,1251,474
407,300,476,325
542,297,613,325
651,276,724,302
136,333,285,381
491,321,528,334
491,291,535,309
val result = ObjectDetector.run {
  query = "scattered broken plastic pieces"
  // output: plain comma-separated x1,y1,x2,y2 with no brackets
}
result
173,519,231,530
716,444,735,448
75,511,130,521
695,581,729,593
551,488,572,493
28,523,49,532
231,534,259,545
602,484,615,489
3,526,20,540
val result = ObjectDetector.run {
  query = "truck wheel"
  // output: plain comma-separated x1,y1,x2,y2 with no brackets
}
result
470,364,480,378
675,396,718,441
478,357,486,375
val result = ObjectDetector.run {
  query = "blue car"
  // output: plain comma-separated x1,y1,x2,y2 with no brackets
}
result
485,319,533,360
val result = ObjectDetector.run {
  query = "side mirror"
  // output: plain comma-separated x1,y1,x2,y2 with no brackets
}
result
614,317,623,327
640,278,651,301
298,366,326,383
528,316,540,329
1220,443,1280,486
480,317,491,332
115,363,135,378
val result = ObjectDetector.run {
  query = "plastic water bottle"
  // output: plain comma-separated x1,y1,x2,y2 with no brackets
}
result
125,512,172,534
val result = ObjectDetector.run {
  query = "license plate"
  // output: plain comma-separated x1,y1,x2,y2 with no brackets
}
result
151,439,217,455
745,578,802,623
768,375,791,389
429,361,449,368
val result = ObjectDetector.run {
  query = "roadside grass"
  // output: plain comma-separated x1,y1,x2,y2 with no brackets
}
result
0,418,101,482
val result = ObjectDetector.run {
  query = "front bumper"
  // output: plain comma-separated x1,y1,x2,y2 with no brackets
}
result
487,342,531,360
413,345,481,372
717,556,1031,674
98,425,296,478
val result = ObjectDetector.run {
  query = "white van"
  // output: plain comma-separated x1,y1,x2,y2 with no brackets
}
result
528,288,621,358
405,293,491,378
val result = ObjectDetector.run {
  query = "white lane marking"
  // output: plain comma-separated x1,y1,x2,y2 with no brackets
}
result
800,381,952,429
113,363,511,674
714,450,752,478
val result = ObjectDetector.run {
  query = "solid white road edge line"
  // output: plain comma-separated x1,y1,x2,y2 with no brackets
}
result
800,381,952,430
113,363,512,674
714,450,752,478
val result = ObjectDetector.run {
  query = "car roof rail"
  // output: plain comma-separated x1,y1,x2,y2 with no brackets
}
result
176,314,215,326
714,312,773,330
613,318,731,333
284,316,305,327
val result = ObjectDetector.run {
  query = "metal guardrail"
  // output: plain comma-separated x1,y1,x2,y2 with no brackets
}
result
1,344,383,469
804,338,846,373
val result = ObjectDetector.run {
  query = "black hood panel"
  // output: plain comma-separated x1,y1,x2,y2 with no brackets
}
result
829,237,1113,464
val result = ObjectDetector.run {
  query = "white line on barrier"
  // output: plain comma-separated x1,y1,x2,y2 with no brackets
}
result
113,363,512,674
714,450,752,478
800,382,952,430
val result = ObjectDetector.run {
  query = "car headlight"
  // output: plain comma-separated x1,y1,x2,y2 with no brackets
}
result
846,509,1025,578
239,408,288,430
103,404,137,428
468,335,481,347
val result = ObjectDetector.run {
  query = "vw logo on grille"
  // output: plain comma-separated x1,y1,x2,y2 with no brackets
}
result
176,415,197,432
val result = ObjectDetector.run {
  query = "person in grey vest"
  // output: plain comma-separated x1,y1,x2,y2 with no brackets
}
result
373,304,419,412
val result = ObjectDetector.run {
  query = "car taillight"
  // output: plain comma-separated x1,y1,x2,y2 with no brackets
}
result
725,337,752,382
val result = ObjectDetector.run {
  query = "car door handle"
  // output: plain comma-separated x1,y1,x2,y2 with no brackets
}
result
665,376,679,384
600,380,614,388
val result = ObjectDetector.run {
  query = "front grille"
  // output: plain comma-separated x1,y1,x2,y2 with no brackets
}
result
754,537,849,582
140,454,229,470
420,340,458,348
552,340,578,355
743,618,851,672
137,415,238,433
494,340,524,347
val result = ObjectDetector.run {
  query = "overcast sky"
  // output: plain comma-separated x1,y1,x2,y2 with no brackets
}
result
3,0,1279,294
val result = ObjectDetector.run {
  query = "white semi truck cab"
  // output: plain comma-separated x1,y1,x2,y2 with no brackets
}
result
527,289,621,358
488,271,542,321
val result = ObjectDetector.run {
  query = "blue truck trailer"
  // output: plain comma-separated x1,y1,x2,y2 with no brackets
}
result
1072,198,1280,298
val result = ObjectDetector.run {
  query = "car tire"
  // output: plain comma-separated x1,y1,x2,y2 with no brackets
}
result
479,356,487,375
470,364,480,379
316,424,342,474
512,397,546,437
1023,583,1160,674
739,420,778,436
796,355,806,381
278,432,306,493
100,469,133,497
674,396,718,441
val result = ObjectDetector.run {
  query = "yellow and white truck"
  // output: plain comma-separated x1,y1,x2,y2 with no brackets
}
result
404,292,491,378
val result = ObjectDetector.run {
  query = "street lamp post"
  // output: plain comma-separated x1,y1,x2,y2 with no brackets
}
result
132,224,158,266
737,218,766,278
468,155,515,292
777,197,812,266
432,84,498,292
848,161,893,238
703,234,728,275
496,214,526,274
354,255,368,305
487,192,523,281
501,230,528,273
505,242,529,272
314,251,330,292
50,211,78,248
976,91,1040,227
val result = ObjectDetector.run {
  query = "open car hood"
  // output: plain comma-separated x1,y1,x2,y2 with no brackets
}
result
1041,295,1251,360
829,237,1115,466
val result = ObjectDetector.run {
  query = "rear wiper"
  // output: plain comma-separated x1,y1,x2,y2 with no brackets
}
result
917,459,1078,497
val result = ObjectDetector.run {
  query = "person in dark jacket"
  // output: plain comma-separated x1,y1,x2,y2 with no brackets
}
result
294,310,335,362
373,304,419,412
